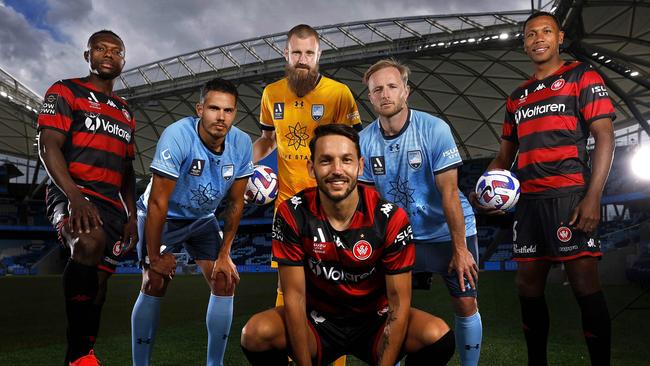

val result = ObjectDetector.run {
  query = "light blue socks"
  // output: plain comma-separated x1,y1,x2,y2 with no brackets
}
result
131,292,162,366
455,311,483,366
206,294,234,366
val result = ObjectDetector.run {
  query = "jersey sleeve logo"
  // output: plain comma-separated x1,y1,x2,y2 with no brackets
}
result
189,159,205,176
407,150,422,170
311,104,324,121
222,164,234,180
371,156,386,175
352,240,372,260
380,203,394,217
273,102,284,120
290,195,302,209
40,93,58,115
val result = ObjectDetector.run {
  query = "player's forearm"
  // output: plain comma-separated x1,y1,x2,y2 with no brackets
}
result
219,199,244,256
378,296,409,366
145,199,168,260
120,161,137,217
585,126,615,200
39,139,84,201
252,134,276,163
284,294,312,365
441,188,467,252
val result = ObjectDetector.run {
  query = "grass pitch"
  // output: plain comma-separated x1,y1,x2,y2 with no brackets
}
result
1,271,648,365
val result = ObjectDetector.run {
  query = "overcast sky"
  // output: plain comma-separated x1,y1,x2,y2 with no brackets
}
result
0,0,535,96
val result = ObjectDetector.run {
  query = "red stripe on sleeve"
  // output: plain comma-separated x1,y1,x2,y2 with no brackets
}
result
521,173,585,193
72,132,129,157
518,115,577,138
68,162,123,187
37,83,75,132
580,98,615,123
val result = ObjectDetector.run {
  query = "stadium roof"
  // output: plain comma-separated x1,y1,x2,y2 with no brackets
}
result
1,0,649,180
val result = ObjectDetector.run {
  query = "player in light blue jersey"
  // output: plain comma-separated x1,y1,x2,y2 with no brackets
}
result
359,59,482,366
130,78,254,366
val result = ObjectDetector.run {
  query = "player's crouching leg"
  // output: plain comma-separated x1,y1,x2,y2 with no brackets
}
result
241,308,290,366
403,309,455,366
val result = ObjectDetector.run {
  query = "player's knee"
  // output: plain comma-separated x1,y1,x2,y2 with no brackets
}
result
452,296,477,316
422,317,451,345
515,273,542,297
406,330,455,366
211,272,236,296
142,271,167,297
241,315,275,350
71,232,106,265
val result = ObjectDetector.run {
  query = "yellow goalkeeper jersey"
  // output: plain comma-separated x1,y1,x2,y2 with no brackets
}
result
260,75,361,208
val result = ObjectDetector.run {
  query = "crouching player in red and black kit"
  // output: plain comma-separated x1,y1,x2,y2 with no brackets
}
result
37,30,137,366
471,12,615,366
241,124,454,366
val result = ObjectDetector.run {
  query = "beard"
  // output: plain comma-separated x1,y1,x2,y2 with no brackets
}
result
316,173,358,203
286,63,320,97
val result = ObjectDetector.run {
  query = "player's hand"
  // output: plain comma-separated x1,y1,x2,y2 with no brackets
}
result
468,191,506,216
212,254,240,292
568,194,601,234
67,194,103,234
150,252,176,279
448,247,479,292
120,216,138,255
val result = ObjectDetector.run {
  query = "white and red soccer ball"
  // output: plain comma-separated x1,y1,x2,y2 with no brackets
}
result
244,165,278,205
475,169,520,211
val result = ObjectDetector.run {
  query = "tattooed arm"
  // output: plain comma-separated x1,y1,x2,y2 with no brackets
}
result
377,271,412,366
211,177,247,291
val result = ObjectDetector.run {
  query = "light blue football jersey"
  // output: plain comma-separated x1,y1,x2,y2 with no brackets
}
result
359,109,476,242
139,117,254,219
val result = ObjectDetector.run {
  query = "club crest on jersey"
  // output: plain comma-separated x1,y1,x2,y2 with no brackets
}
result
353,240,372,260
371,156,386,175
311,104,324,121
121,108,131,121
407,150,422,170
557,226,572,242
112,241,123,256
189,159,205,176
222,164,234,180
273,102,284,120
551,78,566,91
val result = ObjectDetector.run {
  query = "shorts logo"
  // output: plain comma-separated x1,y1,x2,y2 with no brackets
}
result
40,93,58,115
587,238,596,248
551,78,565,91
371,156,385,175
407,150,422,170
222,164,234,180
557,226,572,242
353,240,372,260
112,241,123,256
311,104,324,121
273,103,284,120
189,159,205,176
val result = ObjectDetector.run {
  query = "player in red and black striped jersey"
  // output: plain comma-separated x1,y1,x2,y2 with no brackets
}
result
241,124,454,366
471,12,615,366
37,30,137,366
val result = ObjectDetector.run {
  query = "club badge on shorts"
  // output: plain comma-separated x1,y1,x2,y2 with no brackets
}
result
557,226,572,242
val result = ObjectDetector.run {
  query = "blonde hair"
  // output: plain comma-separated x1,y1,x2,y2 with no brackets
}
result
363,59,410,85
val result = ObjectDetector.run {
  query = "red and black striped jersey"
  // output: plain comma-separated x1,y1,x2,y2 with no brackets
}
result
502,61,615,197
37,78,136,210
272,185,414,317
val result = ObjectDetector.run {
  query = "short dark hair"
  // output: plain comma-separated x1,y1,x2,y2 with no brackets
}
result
523,11,561,32
309,124,361,161
287,24,320,44
87,30,123,48
199,78,238,104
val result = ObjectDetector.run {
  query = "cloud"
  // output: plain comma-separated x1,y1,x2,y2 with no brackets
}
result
0,0,532,96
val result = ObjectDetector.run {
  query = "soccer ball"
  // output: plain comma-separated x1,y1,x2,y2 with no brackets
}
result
475,169,520,211
244,165,278,205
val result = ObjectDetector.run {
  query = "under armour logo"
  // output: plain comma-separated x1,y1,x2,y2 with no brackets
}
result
136,338,151,345
295,101,304,108
465,344,480,350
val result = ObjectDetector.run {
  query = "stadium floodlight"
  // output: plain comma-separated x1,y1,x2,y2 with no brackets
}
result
592,52,599,56
468,38,476,43
499,33,509,40
605,59,611,63
0,91,7,98
630,71,639,77
631,145,650,180
598,55,605,60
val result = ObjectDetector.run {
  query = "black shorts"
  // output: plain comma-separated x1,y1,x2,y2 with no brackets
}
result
46,187,128,273
512,194,601,262
304,309,402,366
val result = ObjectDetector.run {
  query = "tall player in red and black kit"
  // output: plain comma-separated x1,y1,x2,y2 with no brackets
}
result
37,30,137,366
241,124,455,366
471,12,615,366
